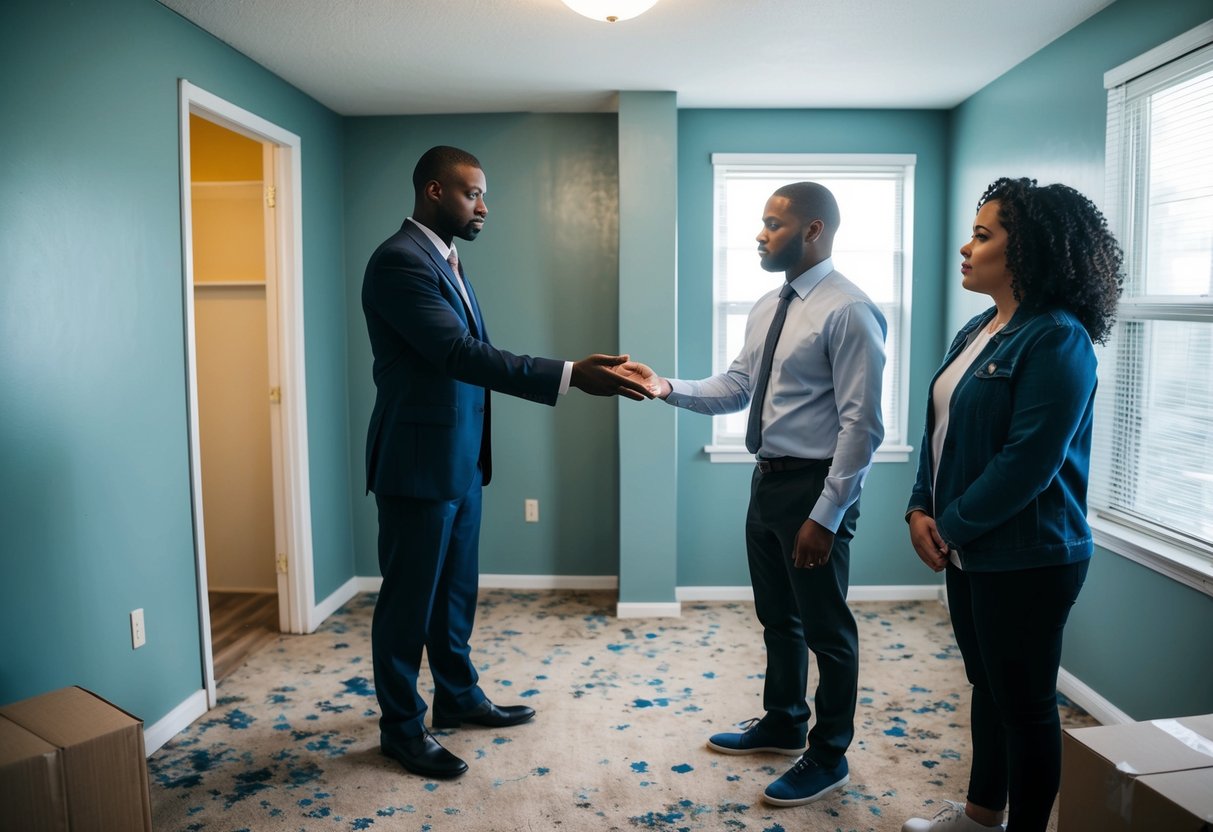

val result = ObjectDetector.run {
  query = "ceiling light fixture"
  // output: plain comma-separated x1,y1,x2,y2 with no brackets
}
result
560,0,659,23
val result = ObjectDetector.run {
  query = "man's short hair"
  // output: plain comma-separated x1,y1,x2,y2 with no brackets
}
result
412,146,482,195
773,181,841,232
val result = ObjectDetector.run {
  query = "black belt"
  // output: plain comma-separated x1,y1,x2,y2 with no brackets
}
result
755,456,831,474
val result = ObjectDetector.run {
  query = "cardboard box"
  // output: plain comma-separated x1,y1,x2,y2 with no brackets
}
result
0,717,67,832
1131,768,1213,832
1060,713,1213,832
0,687,152,832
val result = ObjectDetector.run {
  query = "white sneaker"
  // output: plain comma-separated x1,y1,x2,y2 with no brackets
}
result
901,800,1007,832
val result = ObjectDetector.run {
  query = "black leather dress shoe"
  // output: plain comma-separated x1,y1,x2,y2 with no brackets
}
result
381,732,467,778
431,699,536,729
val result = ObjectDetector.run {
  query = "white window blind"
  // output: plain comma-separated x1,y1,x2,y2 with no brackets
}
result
709,154,914,461
1095,26,1213,569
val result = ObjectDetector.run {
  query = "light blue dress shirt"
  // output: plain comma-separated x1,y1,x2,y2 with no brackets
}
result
664,257,887,532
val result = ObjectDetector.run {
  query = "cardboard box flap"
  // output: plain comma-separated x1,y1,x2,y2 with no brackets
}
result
1136,768,1213,816
1066,717,1213,777
0,687,141,747
1131,768,1213,831
0,716,58,765
0,716,68,832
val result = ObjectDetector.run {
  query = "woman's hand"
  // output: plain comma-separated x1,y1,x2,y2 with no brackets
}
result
908,510,949,573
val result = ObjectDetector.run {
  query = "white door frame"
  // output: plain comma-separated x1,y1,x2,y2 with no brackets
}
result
178,80,316,708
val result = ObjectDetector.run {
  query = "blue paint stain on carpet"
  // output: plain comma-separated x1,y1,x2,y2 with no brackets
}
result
340,676,375,697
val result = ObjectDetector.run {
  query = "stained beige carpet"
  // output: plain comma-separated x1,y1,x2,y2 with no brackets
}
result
149,590,1095,831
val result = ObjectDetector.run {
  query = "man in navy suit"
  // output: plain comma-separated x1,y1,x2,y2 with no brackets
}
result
362,145,652,778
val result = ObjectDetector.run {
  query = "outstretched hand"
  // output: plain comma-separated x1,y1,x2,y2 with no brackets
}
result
611,360,669,399
571,354,656,400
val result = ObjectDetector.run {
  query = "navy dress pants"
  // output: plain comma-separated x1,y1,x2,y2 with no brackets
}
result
745,462,861,768
372,469,487,742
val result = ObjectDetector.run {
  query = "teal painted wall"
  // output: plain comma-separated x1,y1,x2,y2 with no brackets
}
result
947,0,1213,718
343,114,626,579
0,0,353,725
617,92,680,605
3,0,1205,735
674,109,951,589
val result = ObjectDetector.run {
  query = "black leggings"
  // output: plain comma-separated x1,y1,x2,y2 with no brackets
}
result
945,558,1089,832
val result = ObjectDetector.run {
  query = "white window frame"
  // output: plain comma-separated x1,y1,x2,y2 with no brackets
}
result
1095,21,1213,597
704,153,914,464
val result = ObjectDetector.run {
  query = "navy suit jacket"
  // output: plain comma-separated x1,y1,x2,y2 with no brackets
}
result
362,221,564,500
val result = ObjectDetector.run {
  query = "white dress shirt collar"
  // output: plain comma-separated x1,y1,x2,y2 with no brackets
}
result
407,217,455,263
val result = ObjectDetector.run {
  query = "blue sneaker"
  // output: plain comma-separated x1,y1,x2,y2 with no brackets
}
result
763,755,849,806
706,717,806,756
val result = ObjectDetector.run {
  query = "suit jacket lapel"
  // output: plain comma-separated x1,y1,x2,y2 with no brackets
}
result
462,275,488,342
401,222,483,338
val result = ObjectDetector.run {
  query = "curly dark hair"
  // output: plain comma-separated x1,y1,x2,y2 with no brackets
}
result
977,177,1124,343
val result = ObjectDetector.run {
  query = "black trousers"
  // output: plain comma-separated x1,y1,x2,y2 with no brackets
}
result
946,558,1089,832
745,462,860,768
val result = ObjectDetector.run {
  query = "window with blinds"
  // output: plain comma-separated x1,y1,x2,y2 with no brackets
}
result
709,154,914,459
1094,25,1213,565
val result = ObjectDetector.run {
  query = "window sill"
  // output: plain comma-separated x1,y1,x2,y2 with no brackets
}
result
703,444,913,464
1090,515,1213,598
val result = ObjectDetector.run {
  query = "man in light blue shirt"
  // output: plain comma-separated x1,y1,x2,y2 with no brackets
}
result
623,181,885,808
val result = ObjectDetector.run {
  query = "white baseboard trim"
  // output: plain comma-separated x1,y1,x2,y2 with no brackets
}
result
355,577,942,602
355,576,383,593
481,574,619,590
143,688,208,756
352,574,620,594
309,576,359,632
848,584,945,602
677,586,753,602
1057,667,1132,726
345,578,942,617
205,586,277,595
677,584,944,603
617,601,683,618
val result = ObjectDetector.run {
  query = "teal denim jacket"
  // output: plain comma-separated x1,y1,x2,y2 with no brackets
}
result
907,306,1096,571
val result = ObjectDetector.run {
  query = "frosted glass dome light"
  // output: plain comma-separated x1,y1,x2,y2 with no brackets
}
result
560,0,660,23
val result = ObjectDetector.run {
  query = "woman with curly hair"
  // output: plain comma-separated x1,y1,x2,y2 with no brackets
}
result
901,177,1123,832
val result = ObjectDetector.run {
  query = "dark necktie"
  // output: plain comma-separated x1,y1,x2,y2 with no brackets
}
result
745,282,797,454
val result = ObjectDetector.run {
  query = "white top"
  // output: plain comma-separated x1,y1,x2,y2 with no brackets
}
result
929,325,996,568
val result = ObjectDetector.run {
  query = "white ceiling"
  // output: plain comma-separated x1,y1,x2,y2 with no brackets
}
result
158,0,1115,115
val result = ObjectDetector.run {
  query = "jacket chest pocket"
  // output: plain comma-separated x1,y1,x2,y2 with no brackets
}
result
964,357,1016,429
972,357,1014,381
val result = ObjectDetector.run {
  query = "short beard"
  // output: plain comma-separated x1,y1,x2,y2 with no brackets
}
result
760,241,801,273
454,222,481,241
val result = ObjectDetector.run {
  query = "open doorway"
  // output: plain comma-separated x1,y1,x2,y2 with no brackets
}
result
179,81,316,708
190,114,282,681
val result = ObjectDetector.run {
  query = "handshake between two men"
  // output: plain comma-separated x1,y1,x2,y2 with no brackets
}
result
571,354,666,400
